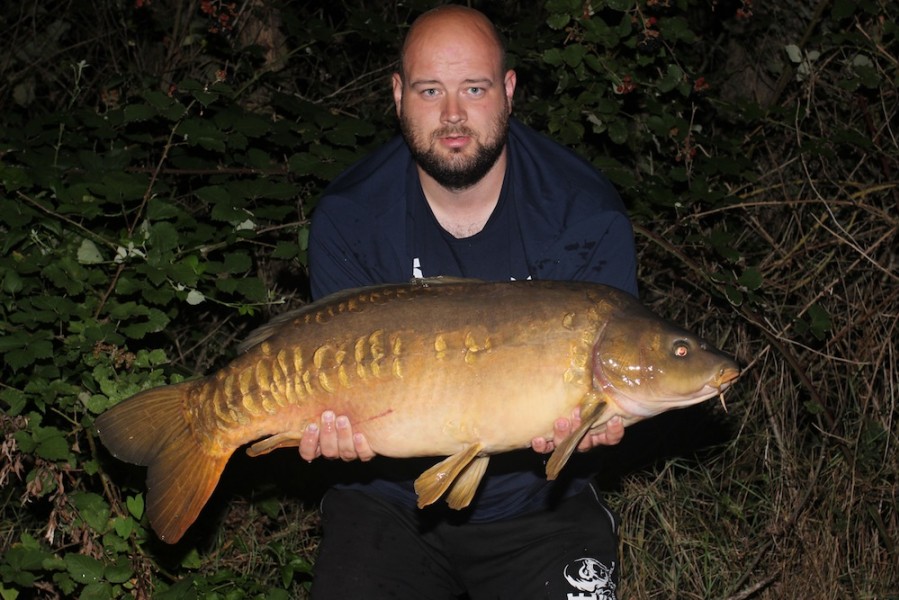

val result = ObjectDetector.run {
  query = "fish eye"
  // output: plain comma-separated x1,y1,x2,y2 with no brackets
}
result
673,340,690,358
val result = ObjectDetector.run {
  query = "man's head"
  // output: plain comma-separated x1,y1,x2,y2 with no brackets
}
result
393,6,516,191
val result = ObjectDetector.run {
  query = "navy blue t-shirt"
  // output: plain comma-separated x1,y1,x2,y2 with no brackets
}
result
308,117,638,522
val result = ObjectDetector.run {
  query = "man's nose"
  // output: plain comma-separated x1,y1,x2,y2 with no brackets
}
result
441,94,466,124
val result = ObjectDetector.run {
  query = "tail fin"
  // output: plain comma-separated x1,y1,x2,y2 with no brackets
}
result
94,381,230,543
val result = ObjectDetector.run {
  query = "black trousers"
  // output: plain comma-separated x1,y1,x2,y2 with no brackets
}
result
311,484,620,600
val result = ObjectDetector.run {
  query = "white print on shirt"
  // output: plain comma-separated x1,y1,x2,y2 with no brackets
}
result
562,557,616,600
410,258,532,281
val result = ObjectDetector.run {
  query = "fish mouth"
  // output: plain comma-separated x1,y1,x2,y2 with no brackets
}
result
714,367,741,389
682,366,741,403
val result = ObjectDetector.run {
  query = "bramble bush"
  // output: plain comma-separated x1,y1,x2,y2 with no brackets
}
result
2,1,896,598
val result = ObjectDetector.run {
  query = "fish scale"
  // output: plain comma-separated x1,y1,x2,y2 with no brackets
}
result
95,277,740,543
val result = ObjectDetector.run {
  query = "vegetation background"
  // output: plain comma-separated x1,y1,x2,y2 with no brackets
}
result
1,0,896,598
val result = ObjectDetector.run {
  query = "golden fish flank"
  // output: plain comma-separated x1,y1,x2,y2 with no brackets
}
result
94,278,741,544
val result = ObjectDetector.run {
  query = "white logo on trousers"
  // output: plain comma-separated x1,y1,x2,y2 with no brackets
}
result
563,557,616,600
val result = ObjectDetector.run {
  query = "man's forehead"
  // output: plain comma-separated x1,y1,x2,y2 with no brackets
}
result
402,39,502,83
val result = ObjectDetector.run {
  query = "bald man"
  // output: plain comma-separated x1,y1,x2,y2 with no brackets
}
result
303,6,636,599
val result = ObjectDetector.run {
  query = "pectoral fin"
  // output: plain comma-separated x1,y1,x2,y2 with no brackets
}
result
246,431,306,457
545,396,608,480
445,456,490,509
414,444,483,509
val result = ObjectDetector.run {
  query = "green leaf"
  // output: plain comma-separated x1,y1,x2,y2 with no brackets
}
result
64,553,104,584
113,516,134,539
126,494,145,519
72,492,111,532
76,239,104,264
607,120,628,145
35,430,70,461
272,241,299,260
723,285,744,306
223,252,251,273
562,44,587,68
737,267,763,291
658,64,685,93
79,582,113,600
123,103,157,123
180,548,202,570
806,303,832,340
148,221,181,254
104,556,133,584
235,277,267,302
186,289,206,305
546,13,571,30
287,152,320,175
1,388,28,415
542,48,564,67
832,0,856,19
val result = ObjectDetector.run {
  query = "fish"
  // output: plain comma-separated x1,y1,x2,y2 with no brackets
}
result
94,278,740,543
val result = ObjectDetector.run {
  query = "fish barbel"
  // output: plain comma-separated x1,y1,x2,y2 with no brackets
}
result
94,278,740,543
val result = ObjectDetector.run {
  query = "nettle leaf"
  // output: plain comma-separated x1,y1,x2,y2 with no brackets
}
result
542,47,564,67
217,276,268,302
247,147,274,169
4,345,38,371
64,553,104,585
288,151,320,175
148,221,181,255
546,12,571,30
168,256,202,287
105,555,134,584
658,64,685,93
223,252,252,273
272,241,299,260
72,492,111,532
122,103,157,123
120,308,170,339
178,117,226,152
1,388,27,415
0,164,34,191
562,44,587,68
33,426,70,461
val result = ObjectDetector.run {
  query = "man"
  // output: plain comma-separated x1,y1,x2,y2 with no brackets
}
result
301,6,637,598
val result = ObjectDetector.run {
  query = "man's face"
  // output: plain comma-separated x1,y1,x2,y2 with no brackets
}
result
393,16,516,191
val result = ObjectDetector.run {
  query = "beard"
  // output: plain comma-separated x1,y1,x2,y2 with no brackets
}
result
400,109,510,191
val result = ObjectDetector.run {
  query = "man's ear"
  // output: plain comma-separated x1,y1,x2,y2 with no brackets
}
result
504,70,517,108
392,72,404,117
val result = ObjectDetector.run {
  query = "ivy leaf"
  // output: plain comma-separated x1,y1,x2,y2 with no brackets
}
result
126,494,145,519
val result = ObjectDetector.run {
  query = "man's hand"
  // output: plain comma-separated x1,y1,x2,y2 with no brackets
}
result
299,411,376,462
530,409,624,454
